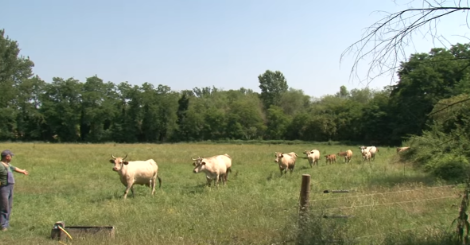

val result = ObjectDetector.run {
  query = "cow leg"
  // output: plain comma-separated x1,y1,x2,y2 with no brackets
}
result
215,174,220,187
150,178,156,195
123,183,133,199
220,174,226,185
225,168,230,182
130,186,135,198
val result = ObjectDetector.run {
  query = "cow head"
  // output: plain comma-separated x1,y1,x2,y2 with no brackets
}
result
109,154,128,172
192,157,205,173
274,152,283,163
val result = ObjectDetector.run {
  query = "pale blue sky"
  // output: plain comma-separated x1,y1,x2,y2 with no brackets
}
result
2,0,468,97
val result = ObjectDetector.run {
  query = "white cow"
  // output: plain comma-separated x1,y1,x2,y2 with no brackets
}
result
304,149,320,167
192,154,230,187
274,152,297,175
397,147,410,154
109,155,162,199
360,146,378,161
222,154,232,182
362,151,372,163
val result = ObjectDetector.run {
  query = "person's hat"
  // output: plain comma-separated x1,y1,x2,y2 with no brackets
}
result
1,150,14,157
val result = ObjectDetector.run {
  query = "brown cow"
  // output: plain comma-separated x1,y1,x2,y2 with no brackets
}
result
325,154,336,164
337,150,353,163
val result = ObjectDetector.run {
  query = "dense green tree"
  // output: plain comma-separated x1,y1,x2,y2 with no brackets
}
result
429,94,470,136
258,70,288,110
226,94,265,140
349,87,373,104
154,85,179,142
140,83,161,142
174,90,193,141
278,88,311,116
361,90,393,144
41,77,82,142
388,44,470,143
0,30,36,140
80,76,119,142
111,82,142,142
202,108,226,140
15,75,46,140
265,105,290,139
181,97,206,141
285,113,311,140
335,86,350,98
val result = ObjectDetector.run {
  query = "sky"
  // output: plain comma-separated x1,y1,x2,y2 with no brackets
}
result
1,0,469,98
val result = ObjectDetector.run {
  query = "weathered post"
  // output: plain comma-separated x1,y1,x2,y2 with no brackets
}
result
299,174,311,218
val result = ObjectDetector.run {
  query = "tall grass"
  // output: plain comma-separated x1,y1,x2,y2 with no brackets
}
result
0,143,461,244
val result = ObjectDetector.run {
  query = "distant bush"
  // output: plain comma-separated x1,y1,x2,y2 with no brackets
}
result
431,155,470,182
401,127,470,182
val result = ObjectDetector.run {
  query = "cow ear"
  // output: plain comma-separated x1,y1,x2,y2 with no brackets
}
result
109,160,115,163
123,161,129,165
201,161,206,165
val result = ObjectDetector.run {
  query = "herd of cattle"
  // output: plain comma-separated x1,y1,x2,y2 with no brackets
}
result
109,146,411,198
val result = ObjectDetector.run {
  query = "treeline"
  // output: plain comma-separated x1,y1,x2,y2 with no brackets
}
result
1,30,469,145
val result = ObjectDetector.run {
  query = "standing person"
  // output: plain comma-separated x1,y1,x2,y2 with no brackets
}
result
0,150,28,231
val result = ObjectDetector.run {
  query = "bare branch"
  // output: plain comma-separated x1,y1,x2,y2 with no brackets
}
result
428,97,470,116
341,5,470,84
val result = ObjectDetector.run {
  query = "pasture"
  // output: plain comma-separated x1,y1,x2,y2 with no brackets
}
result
0,142,461,244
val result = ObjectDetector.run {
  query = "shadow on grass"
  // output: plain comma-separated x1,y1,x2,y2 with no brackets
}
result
367,173,444,188
379,232,458,245
180,183,212,195
266,171,300,181
296,165,313,171
89,192,125,203
276,213,459,245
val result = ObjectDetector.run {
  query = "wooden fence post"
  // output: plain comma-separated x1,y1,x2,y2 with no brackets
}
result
299,174,311,217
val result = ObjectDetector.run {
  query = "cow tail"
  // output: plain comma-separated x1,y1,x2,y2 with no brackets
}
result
157,176,162,188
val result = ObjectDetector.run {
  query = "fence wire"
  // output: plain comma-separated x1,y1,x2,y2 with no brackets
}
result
310,184,458,203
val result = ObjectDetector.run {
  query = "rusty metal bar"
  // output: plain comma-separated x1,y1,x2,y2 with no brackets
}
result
323,189,350,193
322,214,354,219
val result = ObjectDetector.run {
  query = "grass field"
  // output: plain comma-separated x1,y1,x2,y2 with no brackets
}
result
0,142,462,244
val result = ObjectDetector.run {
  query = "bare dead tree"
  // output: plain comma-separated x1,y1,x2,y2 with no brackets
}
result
341,0,470,86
